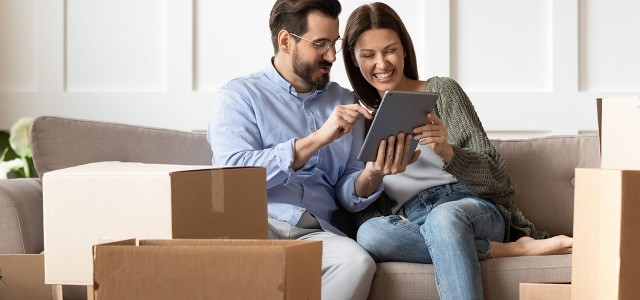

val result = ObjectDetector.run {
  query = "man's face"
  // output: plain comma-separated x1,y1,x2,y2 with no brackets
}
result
292,46,331,89
290,12,340,90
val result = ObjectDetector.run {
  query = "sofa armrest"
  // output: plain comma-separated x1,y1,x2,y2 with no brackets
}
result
0,178,43,254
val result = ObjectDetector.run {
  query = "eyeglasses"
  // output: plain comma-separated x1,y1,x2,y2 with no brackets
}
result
289,32,343,56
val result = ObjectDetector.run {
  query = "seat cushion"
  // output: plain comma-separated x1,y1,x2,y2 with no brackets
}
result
0,178,43,254
369,254,571,300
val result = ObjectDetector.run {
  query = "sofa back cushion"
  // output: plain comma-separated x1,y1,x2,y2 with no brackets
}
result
30,116,212,176
31,116,599,236
491,135,600,236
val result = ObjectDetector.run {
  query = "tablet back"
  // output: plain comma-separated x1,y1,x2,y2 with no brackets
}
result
357,90,438,162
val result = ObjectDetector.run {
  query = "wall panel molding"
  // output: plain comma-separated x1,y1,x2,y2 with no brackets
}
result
0,0,38,92
1,0,637,136
65,0,167,92
579,0,640,92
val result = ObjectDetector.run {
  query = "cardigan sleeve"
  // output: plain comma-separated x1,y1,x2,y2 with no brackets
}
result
426,77,515,206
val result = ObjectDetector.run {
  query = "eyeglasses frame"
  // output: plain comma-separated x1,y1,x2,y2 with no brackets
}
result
288,32,343,56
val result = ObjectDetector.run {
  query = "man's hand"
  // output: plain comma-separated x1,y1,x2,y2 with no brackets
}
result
315,104,373,146
294,104,372,171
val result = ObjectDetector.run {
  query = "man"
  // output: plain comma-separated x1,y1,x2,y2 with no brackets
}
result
207,0,413,299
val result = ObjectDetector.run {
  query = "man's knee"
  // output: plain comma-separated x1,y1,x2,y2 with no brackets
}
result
329,238,376,278
351,249,376,276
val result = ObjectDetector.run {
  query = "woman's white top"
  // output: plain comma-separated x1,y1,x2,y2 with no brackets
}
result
383,143,458,214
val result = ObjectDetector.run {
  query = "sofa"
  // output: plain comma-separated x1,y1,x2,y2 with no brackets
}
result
0,115,600,299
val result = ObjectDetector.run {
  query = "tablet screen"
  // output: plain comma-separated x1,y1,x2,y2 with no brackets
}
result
357,90,439,162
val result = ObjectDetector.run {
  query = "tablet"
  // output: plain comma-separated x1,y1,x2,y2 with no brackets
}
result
357,90,439,162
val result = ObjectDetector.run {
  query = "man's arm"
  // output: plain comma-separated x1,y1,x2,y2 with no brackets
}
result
293,103,372,170
208,88,297,188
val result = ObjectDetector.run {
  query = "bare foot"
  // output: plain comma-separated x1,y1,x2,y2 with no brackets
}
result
514,235,572,256
489,235,572,258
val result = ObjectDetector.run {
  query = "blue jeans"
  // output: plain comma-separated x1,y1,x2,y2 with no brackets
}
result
356,183,505,300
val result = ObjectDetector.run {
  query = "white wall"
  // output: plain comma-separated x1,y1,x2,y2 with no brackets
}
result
1,0,639,138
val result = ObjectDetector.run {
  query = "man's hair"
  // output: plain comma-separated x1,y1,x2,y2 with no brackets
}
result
269,0,342,54
342,2,419,109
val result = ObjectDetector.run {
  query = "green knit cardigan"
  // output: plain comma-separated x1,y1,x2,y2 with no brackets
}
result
361,76,549,241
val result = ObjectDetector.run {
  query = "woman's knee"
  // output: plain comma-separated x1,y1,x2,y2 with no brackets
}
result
356,217,389,252
422,198,501,239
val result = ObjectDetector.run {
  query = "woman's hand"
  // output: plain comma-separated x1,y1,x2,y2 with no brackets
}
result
356,132,420,198
364,132,420,177
413,113,454,163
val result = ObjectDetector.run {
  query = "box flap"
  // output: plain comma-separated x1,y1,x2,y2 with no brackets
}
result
139,239,314,247
618,171,640,300
285,241,322,300
170,167,268,239
95,239,136,247
599,96,640,169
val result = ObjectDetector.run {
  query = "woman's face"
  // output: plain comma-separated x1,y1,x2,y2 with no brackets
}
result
352,28,406,98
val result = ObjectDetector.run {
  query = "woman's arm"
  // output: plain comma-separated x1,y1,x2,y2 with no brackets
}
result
426,77,515,205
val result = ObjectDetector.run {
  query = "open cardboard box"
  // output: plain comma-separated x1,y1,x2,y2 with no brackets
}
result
572,168,640,299
89,239,322,300
0,254,61,300
43,162,268,285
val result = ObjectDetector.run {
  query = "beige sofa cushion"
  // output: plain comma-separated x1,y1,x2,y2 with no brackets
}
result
0,178,43,254
491,135,600,236
30,116,212,175
369,254,572,300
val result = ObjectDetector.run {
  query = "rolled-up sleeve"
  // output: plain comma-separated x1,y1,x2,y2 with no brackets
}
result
208,87,299,188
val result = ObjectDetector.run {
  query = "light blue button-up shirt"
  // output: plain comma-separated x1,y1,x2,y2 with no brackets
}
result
207,61,382,237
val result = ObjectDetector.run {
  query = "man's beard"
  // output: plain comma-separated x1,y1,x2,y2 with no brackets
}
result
292,48,331,89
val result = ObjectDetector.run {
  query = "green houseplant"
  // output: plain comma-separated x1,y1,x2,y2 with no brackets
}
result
1,117,38,286
1,117,37,179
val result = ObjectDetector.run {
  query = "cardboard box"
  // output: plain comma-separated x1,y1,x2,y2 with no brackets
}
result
0,254,60,300
43,162,267,285
572,168,640,300
520,282,570,300
597,96,640,170
90,239,321,300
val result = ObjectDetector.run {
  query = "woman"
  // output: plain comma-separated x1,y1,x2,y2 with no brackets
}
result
343,3,572,299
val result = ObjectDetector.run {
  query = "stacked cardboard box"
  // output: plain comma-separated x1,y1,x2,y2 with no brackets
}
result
42,161,324,299
43,162,269,286
571,97,640,300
